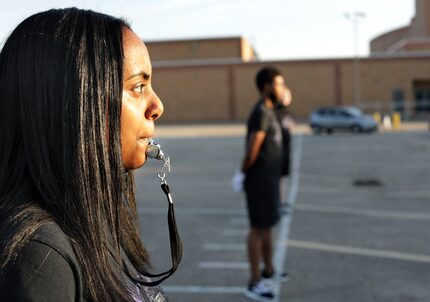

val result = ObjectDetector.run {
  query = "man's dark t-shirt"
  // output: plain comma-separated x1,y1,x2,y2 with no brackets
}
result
244,100,282,228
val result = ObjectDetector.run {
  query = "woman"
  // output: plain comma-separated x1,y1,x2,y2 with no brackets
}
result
0,8,181,301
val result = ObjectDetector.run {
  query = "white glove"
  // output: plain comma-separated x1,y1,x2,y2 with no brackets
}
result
231,170,245,193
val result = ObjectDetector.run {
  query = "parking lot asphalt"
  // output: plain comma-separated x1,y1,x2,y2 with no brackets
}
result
135,123,430,302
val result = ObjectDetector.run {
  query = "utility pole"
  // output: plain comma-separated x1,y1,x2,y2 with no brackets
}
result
345,12,365,106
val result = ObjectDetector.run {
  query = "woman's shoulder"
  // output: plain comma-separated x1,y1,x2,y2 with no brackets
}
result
29,222,82,279
0,222,85,301
30,222,75,255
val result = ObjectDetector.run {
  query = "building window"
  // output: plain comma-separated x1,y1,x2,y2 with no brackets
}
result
413,80,430,114
392,89,405,112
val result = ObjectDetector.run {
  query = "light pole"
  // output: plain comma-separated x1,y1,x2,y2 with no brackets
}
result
345,12,365,106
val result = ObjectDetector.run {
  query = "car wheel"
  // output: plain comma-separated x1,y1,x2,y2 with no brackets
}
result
351,125,362,133
367,127,377,134
326,128,333,134
312,125,323,135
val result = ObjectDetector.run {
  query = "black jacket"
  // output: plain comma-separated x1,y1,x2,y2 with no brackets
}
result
0,222,167,302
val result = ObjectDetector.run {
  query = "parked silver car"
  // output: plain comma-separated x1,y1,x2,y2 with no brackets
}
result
309,106,378,134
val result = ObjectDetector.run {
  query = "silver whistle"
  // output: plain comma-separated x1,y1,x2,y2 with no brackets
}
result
146,139,165,160
146,139,171,184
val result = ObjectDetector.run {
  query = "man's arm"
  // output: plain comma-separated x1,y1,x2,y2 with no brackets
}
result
241,130,266,173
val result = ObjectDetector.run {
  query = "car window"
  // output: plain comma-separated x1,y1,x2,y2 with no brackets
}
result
328,109,336,116
340,110,352,117
317,108,326,115
345,107,362,117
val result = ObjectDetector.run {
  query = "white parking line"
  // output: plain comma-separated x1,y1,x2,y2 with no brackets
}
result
386,190,430,198
295,204,430,220
229,217,248,225
138,204,430,221
137,207,246,215
286,239,430,264
199,262,248,269
272,134,304,302
204,243,245,250
163,286,244,294
222,229,248,236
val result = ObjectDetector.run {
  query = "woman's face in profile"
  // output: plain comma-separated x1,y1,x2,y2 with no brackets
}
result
121,29,164,170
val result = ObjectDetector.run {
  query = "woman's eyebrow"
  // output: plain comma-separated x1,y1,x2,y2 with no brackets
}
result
126,71,150,81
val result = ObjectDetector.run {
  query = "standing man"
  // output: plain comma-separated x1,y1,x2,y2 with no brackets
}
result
242,67,288,301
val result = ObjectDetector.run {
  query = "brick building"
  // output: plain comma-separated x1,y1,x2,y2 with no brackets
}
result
147,0,430,123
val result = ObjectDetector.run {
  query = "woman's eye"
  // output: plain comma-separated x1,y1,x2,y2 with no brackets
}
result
133,84,146,94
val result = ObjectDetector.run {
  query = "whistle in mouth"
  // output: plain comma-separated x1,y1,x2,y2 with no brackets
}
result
146,139,165,160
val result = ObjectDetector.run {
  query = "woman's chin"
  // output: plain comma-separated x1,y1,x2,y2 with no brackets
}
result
123,156,146,171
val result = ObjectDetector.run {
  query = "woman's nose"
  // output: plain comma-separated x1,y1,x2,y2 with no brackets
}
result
145,91,164,121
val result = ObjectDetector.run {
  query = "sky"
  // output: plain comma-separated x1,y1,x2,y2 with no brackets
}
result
1,0,415,60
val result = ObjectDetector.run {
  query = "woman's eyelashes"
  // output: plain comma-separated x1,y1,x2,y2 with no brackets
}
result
133,83,146,94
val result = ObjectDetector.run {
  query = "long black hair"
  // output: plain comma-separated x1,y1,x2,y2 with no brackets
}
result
0,8,154,301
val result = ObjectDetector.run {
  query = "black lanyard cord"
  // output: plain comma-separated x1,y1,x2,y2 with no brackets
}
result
128,140,183,287
133,181,183,287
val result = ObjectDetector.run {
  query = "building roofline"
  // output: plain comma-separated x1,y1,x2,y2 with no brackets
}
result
370,25,410,43
151,54,430,70
386,37,430,53
145,36,244,44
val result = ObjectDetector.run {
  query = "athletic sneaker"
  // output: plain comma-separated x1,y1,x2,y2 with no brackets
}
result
244,280,275,301
261,270,290,282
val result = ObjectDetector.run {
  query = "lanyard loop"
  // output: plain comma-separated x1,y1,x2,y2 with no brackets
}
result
156,157,170,186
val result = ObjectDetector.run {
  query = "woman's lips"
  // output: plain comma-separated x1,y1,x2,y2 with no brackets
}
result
138,136,154,143
137,138,151,148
